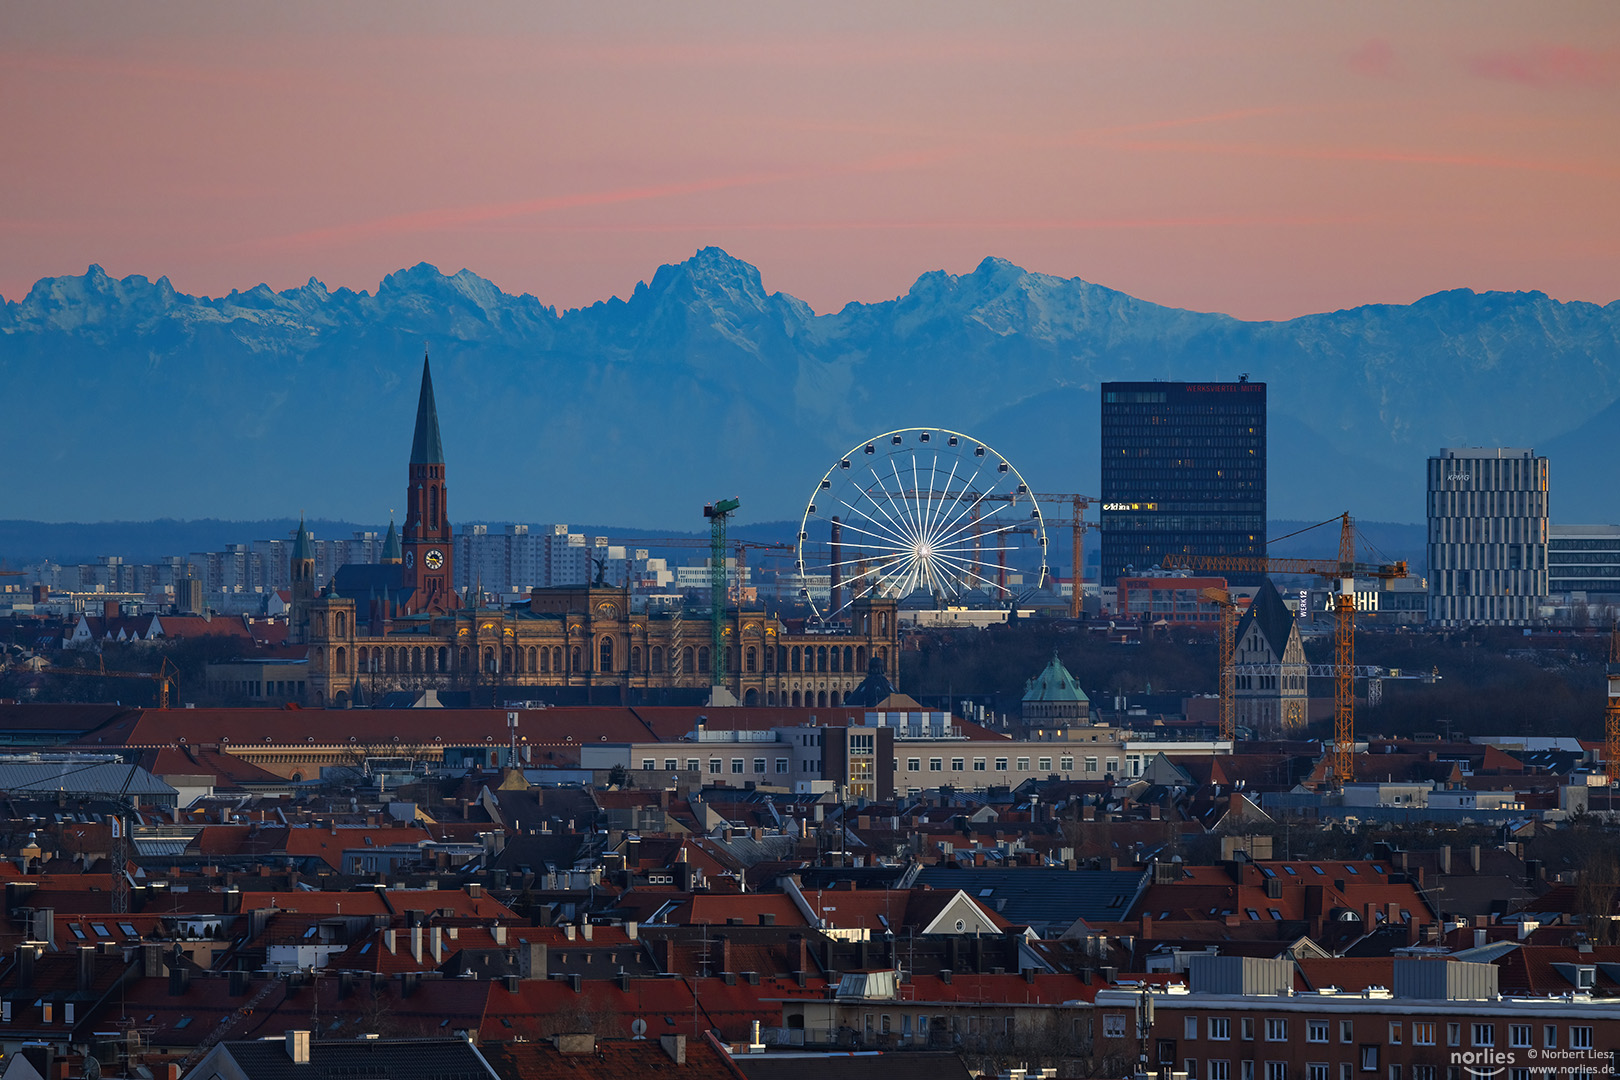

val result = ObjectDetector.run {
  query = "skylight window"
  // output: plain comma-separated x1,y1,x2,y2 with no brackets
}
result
69,926,86,940
91,924,109,936
1344,866,1358,875
1310,865,1325,875
1269,909,1283,921
119,924,138,937
174,1018,192,1029
1283,867,1296,876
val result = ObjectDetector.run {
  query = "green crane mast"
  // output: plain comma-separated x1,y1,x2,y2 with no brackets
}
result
703,497,740,688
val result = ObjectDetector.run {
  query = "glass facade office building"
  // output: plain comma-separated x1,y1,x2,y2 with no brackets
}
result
1100,380,1267,587
1426,447,1548,627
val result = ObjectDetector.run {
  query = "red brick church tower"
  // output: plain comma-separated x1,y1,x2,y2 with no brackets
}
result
401,353,460,614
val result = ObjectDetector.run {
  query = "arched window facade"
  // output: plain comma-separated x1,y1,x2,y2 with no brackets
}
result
791,649,801,673
682,647,694,674
817,646,828,672
334,647,347,674
791,690,802,707
528,647,538,672
438,646,448,671
552,647,562,673
484,647,496,673
829,647,839,673
599,636,614,673
570,646,582,672
746,646,757,673
631,646,642,673
856,645,867,671
459,646,470,669
412,647,422,673
651,647,664,673
335,612,346,636
766,646,776,672
503,646,513,672
698,647,710,674
817,690,827,707
843,646,854,671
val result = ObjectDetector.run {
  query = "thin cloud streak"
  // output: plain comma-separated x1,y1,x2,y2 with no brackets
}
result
458,213,1373,235
1113,139,1620,180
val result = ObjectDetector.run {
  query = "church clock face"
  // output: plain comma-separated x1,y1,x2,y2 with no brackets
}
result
425,549,445,570
405,551,415,569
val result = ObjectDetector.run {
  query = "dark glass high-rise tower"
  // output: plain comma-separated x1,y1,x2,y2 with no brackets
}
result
1100,379,1266,587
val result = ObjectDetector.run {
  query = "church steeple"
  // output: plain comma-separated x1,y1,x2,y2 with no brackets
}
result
381,517,401,564
410,352,445,466
401,350,458,614
289,516,317,644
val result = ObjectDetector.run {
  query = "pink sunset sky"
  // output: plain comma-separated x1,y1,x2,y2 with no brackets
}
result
2,1,1617,321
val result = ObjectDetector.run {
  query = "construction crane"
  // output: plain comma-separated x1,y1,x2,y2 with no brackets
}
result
703,499,741,688
1607,623,1620,786
976,492,1098,616
1199,587,1240,742
40,656,178,709
1163,513,1407,784
109,761,140,914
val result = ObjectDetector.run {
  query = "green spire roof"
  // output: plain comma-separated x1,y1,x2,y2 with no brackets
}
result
1023,652,1089,703
292,516,314,562
409,351,445,465
382,517,401,563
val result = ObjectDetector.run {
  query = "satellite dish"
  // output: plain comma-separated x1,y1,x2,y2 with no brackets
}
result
630,1019,648,1038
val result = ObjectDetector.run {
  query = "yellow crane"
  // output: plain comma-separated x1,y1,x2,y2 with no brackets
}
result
1164,513,1407,784
40,656,178,709
1606,623,1620,785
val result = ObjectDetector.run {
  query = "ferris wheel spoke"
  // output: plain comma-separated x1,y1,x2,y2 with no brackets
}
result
931,482,1009,547
932,498,1012,550
864,468,921,548
924,463,984,550
919,454,944,551
927,549,1008,594
841,490,912,549
922,458,961,543
839,550,914,588
889,459,925,547
822,505,912,549
836,498,915,553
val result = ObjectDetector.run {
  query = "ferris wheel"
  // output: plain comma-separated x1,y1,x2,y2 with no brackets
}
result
796,428,1048,620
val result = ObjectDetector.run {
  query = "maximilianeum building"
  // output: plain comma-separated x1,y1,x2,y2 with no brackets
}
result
296,354,900,709
1426,447,1549,627
1100,379,1267,587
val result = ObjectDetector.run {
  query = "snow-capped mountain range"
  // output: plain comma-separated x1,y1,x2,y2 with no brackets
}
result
2,247,1616,528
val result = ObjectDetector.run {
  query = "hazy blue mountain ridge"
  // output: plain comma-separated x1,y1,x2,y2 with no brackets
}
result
2,248,1616,528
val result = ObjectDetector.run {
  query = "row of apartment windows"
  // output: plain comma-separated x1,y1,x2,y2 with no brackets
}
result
903,755,1093,773
1173,1063,1595,1080
642,757,793,775
1165,1014,1595,1050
